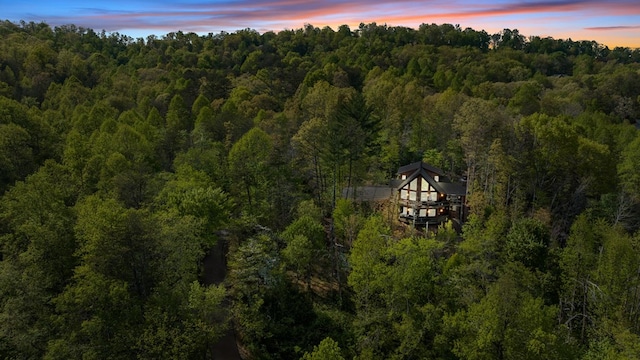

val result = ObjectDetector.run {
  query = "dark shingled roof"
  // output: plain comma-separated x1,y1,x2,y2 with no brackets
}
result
397,161,445,176
342,186,394,201
437,182,466,196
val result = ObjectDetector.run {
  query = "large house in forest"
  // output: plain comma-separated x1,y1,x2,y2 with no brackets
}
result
396,161,466,227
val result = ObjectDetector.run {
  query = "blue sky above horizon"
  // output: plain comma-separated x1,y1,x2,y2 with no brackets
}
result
3,0,640,48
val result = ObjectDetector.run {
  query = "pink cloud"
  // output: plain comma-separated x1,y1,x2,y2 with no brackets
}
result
585,25,640,31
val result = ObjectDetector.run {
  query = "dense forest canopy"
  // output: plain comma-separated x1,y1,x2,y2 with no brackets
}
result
1,19,640,359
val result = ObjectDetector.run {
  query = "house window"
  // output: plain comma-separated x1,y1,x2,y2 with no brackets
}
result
434,175,439,182
428,192,438,202
409,179,418,191
419,208,427,217
428,208,436,217
409,179,418,201
401,174,407,180
401,189,408,200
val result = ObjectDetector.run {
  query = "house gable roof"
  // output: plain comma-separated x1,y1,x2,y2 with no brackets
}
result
397,164,466,196
397,161,445,177
397,168,447,194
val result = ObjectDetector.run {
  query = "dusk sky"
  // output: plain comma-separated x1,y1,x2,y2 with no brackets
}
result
4,0,640,48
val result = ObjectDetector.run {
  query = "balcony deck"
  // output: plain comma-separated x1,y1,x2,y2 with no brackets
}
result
399,213,449,225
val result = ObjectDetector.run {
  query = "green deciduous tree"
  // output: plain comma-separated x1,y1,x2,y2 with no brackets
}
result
453,97,511,205
302,337,345,360
280,214,327,289
332,198,363,248
618,134,640,201
447,263,571,360
559,212,640,347
48,196,159,357
505,217,550,271
349,215,450,359
228,234,280,354
0,161,78,358
229,233,322,358
156,162,232,246
228,127,273,216
0,123,34,192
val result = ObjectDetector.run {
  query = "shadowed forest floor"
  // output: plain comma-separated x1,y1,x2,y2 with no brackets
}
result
203,241,242,360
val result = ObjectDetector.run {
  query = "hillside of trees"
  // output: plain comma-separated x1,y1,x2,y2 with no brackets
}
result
1,19,640,359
